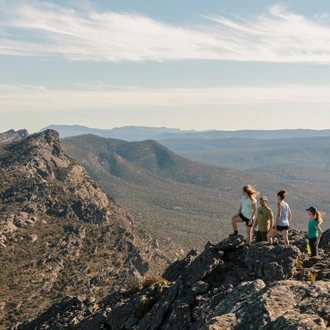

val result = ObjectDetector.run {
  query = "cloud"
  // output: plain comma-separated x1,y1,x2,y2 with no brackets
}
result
1,85,330,113
1,1,330,63
314,12,329,20
0,84,46,91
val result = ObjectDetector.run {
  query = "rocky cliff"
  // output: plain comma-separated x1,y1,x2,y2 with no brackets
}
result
15,228,330,329
0,129,28,144
0,130,172,328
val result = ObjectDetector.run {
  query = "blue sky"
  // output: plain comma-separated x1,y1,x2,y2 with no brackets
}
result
1,0,330,133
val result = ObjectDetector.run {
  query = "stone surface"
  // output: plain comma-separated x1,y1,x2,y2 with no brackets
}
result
4,130,330,330
14,232,330,330
0,130,175,328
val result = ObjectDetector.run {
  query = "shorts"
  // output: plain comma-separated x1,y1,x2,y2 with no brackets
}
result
255,231,268,242
276,225,289,231
239,213,253,227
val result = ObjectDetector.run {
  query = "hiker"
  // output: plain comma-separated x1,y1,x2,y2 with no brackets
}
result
306,206,323,256
267,189,291,245
229,185,259,244
253,196,273,242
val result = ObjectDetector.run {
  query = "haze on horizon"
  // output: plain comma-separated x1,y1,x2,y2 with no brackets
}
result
1,0,330,133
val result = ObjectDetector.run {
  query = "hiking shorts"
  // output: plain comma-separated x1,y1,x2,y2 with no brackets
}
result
239,213,253,227
276,225,289,231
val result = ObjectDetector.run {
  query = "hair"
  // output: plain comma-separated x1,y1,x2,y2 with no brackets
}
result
277,189,287,200
243,185,259,200
310,209,323,224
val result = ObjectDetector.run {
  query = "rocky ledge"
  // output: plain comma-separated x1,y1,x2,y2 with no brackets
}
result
15,228,330,329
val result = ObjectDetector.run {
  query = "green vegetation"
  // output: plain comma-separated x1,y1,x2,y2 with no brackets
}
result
54,164,74,181
0,215,131,328
160,136,330,171
62,135,330,255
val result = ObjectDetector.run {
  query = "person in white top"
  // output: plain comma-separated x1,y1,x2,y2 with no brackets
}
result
229,185,259,244
267,189,292,245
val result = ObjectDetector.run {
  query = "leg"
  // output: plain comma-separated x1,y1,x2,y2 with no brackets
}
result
246,225,253,244
309,237,318,256
281,230,289,245
267,228,277,243
231,214,242,231
255,231,261,243
260,231,268,242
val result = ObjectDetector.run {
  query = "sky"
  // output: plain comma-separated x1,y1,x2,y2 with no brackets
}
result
1,0,330,133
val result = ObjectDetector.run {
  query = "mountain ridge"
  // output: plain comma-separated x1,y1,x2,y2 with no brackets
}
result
0,130,175,328
62,134,330,254
0,129,29,144
40,124,330,141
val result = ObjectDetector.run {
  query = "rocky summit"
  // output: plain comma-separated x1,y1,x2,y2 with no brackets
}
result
0,130,172,329
13,228,330,330
0,129,28,144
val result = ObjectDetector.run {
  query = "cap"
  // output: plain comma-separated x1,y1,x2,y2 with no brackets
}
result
306,206,317,213
260,196,268,202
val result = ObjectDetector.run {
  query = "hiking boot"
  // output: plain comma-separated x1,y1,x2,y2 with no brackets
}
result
229,232,238,237
205,240,214,248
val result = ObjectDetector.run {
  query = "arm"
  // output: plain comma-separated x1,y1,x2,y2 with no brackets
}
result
250,201,257,223
236,201,242,216
315,225,322,246
253,212,259,230
268,211,274,231
288,206,292,221
274,203,281,228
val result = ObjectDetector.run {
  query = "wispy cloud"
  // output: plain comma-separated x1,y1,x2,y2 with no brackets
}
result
314,12,329,20
1,1,330,63
1,85,330,113
0,83,46,91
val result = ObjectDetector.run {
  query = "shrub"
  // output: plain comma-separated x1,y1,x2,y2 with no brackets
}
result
141,274,165,289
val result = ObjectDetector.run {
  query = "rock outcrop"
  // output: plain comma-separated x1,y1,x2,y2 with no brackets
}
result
14,228,330,329
0,129,28,144
0,130,172,328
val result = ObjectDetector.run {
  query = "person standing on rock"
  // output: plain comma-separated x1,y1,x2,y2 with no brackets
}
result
306,206,323,256
229,185,259,245
253,196,273,242
267,189,291,245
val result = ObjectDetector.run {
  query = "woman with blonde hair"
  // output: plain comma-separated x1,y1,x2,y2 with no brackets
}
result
267,189,291,245
306,206,323,256
229,185,259,244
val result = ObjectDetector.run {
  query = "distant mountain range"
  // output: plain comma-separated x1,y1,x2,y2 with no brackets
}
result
3,127,330,327
41,125,330,141
41,125,196,140
160,136,330,170
61,134,330,253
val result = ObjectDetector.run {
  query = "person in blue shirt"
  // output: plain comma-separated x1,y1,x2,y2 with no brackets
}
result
306,206,323,256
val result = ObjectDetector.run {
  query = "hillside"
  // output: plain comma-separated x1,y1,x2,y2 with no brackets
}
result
159,136,330,170
62,134,330,253
0,130,173,328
